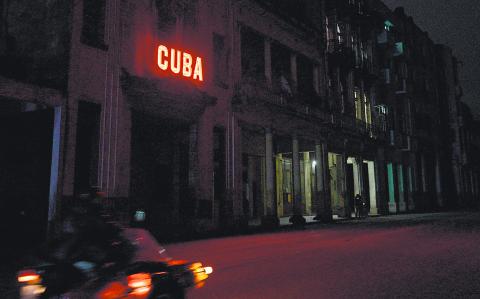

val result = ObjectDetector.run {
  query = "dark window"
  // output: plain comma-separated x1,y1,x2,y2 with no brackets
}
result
155,0,177,30
81,0,107,49
241,27,265,80
213,33,228,87
271,42,292,94
297,54,316,100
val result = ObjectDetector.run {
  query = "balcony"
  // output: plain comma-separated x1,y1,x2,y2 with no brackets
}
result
234,76,387,140
327,45,355,70
396,133,411,151
455,85,463,98
328,1,365,21
233,76,331,124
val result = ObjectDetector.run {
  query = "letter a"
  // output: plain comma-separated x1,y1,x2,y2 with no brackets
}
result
193,57,203,82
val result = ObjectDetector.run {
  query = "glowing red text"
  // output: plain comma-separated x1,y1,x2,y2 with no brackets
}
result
157,45,203,82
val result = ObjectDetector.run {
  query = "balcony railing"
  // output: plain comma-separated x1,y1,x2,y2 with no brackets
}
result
233,76,331,123
234,76,388,140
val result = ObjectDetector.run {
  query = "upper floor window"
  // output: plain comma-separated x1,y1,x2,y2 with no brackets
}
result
271,41,292,95
297,54,316,98
81,0,107,49
393,42,404,56
384,20,394,32
241,27,265,81
213,33,228,87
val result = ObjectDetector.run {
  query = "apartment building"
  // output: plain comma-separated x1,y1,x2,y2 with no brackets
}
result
1,0,477,245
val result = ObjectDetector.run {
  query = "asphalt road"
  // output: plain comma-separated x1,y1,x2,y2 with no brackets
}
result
166,212,480,299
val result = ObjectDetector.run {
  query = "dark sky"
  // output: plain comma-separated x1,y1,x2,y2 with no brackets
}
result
382,0,480,118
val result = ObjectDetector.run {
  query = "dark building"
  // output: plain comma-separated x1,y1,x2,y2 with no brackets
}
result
0,0,478,245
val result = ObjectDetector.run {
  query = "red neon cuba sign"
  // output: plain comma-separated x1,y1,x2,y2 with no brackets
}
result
157,44,204,82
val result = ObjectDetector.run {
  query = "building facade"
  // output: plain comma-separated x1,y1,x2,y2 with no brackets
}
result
1,0,478,245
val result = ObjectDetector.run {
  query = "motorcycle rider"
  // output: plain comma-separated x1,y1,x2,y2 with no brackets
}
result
46,188,134,278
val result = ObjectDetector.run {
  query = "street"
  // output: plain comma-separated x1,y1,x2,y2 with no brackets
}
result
3,212,480,298
166,212,480,299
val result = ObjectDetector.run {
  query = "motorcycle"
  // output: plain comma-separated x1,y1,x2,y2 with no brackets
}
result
17,227,212,299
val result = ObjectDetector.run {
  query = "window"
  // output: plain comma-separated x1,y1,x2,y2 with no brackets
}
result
241,27,265,80
297,54,316,100
213,33,228,87
81,0,107,49
384,20,394,31
393,42,404,56
271,42,292,94
155,0,177,30
354,89,362,120
364,94,372,125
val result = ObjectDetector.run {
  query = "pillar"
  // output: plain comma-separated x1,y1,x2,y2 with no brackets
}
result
290,136,305,225
290,53,297,93
264,38,272,88
342,150,350,218
47,106,62,237
376,147,387,214
408,152,417,211
313,65,320,95
303,152,312,215
262,128,278,227
397,164,406,212
421,154,427,193
352,158,361,197
314,142,331,221
387,162,397,213
367,161,378,215
188,124,200,217
435,153,444,208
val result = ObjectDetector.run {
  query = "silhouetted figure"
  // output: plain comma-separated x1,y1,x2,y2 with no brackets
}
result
354,194,362,218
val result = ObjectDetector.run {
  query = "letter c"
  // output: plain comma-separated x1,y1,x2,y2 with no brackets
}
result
157,45,168,71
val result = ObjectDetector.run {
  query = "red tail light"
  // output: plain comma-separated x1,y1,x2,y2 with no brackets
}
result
17,270,41,284
127,273,152,295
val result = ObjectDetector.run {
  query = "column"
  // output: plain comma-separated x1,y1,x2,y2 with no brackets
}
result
342,151,350,218
387,162,397,213
264,38,272,88
47,106,62,237
290,136,305,225
313,65,320,95
421,154,427,193
188,124,199,187
408,152,417,211
352,158,361,197
314,142,331,221
262,128,278,227
303,152,312,215
435,153,444,208
358,158,367,204
397,164,407,212
376,147,387,214
314,144,324,218
367,161,378,215
247,156,255,218
290,53,297,93
188,124,199,218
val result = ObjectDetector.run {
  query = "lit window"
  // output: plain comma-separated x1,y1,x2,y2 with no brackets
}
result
384,20,394,32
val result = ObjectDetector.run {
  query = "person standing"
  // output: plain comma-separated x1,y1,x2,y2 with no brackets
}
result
354,194,362,218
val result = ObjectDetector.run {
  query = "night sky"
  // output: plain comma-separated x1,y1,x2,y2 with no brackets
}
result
383,0,480,118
